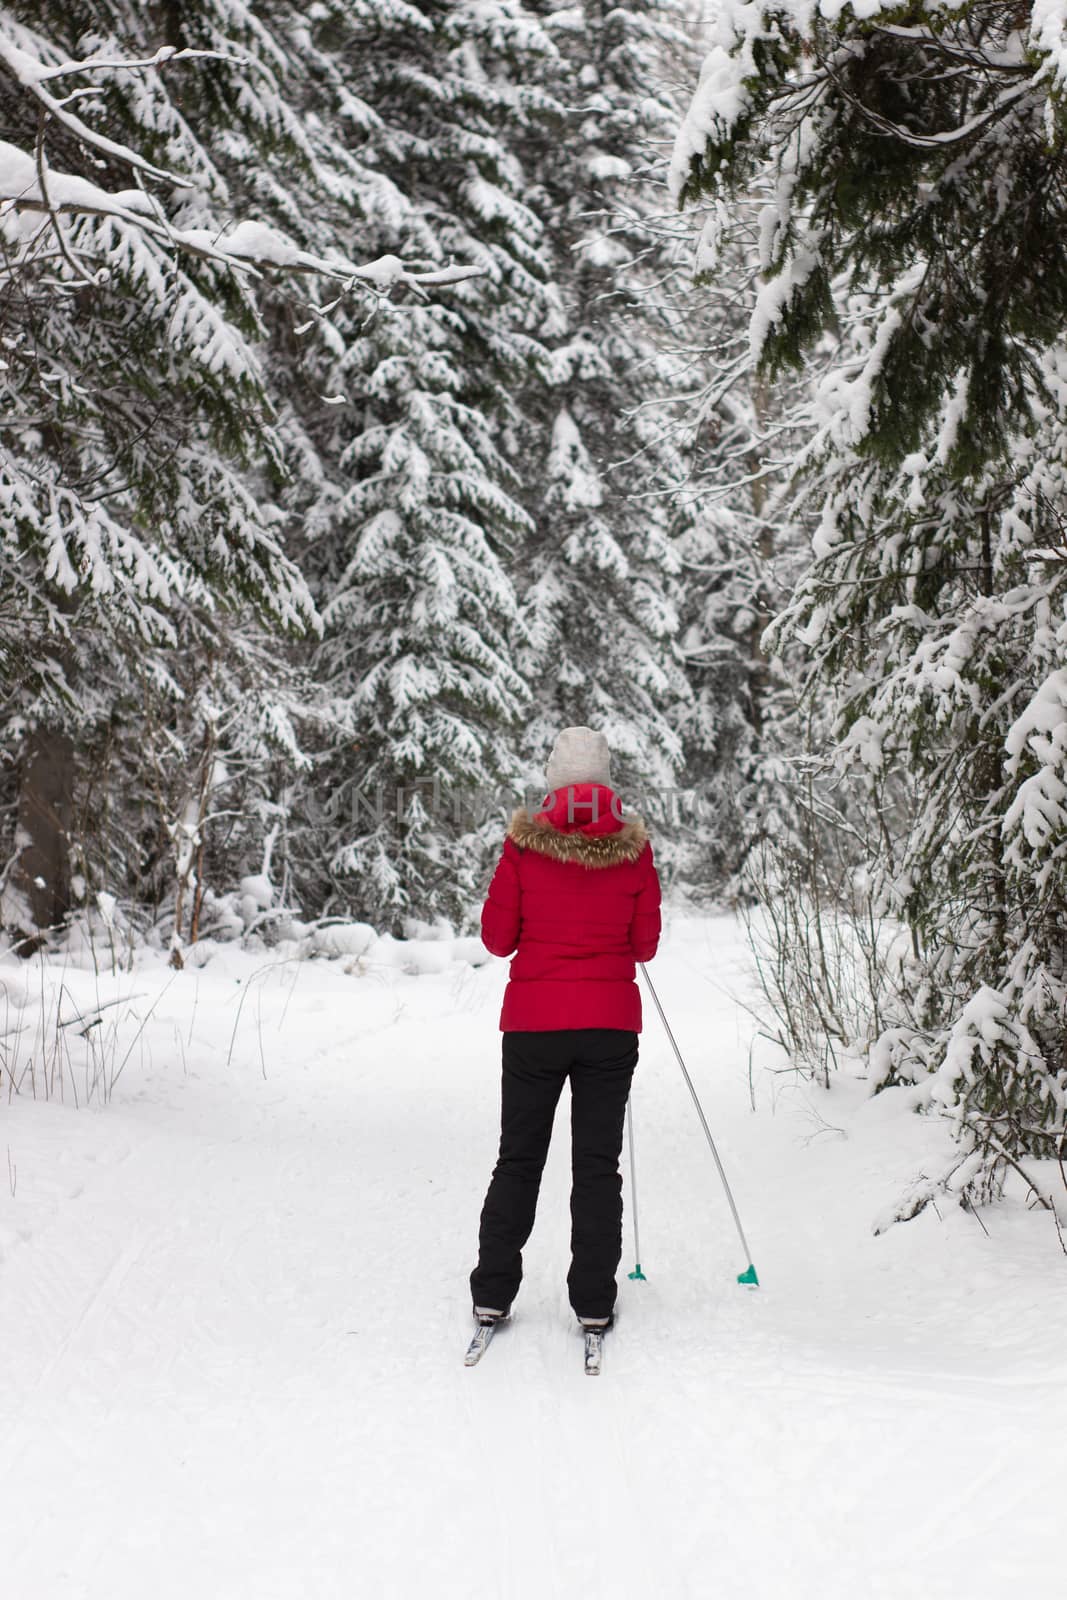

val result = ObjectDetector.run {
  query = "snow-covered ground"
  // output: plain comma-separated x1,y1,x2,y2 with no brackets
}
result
1,914,1064,1600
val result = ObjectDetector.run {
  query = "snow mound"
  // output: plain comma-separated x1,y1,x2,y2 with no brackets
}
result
310,922,379,959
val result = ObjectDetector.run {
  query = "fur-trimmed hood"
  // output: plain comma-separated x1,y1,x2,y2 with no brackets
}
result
507,806,649,869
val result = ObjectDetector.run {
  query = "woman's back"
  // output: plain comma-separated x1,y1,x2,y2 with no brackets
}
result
481,782,661,1032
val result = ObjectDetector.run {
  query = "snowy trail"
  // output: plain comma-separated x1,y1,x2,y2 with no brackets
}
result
1,917,1064,1599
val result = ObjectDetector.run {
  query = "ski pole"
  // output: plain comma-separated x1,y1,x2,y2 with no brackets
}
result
639,962,759,1287
625,1096,646,1281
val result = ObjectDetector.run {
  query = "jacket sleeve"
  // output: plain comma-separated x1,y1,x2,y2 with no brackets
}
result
629,844,661,962
480,837,522,957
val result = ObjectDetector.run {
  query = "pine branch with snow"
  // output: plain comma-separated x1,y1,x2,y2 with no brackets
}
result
672,0,1067,1202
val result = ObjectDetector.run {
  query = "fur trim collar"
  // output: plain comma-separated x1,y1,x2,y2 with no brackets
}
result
507,807,649,868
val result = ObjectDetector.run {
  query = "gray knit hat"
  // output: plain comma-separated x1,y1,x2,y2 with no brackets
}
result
545,726,612,791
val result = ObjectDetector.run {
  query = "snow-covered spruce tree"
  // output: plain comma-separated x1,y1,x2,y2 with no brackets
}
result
277,1,565,929
515,2,807,893
0,12,300,946
503,2,801,896
309,298,536,926
0,5,472,952
238,3,601,940
672,2,1067,1201
664,179,812,898
505,2,697,833
668,166,875,1011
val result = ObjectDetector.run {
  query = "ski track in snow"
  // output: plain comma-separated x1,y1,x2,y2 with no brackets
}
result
1,915,1064,1599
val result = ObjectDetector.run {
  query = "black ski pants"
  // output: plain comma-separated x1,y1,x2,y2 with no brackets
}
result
470,1028,639,1321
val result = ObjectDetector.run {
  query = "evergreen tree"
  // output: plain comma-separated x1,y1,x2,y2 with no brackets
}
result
665,218,808,897
507,1,805,896
0,3,471,947
672,1,1067,1201
0,7,305,942
278,0,565,928
510,1,696,819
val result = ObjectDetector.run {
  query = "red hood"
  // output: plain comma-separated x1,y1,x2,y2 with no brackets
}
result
534,782,625,836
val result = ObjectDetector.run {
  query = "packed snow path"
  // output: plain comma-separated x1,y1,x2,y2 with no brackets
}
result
2,917,1064,1599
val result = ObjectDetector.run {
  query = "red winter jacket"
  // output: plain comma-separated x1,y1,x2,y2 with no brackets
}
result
480,783,661,1032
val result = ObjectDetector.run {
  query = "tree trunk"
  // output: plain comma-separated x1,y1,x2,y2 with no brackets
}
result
748,377,774,742
10,726,74,950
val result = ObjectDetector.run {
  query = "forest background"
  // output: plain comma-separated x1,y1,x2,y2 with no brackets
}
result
4,0,1067,1215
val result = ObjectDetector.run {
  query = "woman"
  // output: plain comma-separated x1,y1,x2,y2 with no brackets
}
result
469,726,661,1335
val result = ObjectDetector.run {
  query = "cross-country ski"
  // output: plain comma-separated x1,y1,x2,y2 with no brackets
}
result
463,1317,505,1368
583,1328,605,1376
